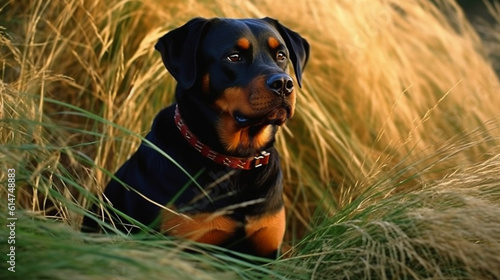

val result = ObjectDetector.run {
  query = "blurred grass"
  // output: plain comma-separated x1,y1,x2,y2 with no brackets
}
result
1,0,500,279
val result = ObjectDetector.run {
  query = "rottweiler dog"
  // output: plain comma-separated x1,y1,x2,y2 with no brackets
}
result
84,17,309,258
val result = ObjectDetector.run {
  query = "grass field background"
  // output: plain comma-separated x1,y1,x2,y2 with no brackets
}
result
1,0,500,279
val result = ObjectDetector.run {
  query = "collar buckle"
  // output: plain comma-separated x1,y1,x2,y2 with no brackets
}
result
253,151,270,168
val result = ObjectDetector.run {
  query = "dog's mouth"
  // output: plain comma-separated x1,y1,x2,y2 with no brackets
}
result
233,106,291,128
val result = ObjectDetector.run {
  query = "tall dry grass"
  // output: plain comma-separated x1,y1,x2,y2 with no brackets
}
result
1,0,500,279
283,153,500,279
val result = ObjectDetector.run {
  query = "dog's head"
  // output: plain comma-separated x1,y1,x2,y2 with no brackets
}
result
155,17,309,155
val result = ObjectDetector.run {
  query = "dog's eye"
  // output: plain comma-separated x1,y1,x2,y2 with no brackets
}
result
227,53,242,62
277,51,287,61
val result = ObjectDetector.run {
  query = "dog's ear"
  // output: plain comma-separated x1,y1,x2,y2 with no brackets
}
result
155,18,210,89
262,18,310,87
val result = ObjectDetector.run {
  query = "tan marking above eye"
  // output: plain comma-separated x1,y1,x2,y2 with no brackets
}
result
237,38,251,50
268,37,280,49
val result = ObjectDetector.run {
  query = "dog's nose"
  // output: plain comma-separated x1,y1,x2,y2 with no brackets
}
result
267,74,294,96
